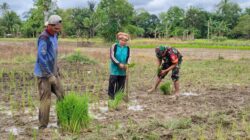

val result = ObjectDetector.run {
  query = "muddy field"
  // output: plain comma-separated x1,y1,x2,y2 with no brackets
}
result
0,40,250,140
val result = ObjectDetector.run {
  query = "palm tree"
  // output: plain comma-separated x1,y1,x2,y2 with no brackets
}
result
0,2,10,15
217,0,230,15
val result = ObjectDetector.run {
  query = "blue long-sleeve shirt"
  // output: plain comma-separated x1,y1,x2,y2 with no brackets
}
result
34,30,58,78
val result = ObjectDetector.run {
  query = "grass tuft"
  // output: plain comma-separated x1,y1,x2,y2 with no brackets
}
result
164,118,192,130
108,91,125,110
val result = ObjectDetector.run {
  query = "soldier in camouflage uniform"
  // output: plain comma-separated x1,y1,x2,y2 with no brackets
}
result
147,45,183,98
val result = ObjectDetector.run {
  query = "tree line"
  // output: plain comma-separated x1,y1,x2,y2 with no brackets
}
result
0,0,250,41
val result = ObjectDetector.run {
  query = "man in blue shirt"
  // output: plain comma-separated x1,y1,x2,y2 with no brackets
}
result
34,15,64,129
108,32,131,99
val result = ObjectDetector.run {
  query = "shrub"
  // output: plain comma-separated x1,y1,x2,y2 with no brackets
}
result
65,51,96,64
56,92,91,133
160,81,172,95
211,36,227,42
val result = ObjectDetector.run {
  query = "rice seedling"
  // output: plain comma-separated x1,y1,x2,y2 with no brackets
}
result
32,129,37,140
8,132,15,140
56,92,91,133
159,81,172,95
216,123,226,140
108,91,126,110
144,132,160,140
95,123,103,135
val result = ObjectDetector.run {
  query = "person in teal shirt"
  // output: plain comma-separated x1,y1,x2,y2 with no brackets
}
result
108,32,131,99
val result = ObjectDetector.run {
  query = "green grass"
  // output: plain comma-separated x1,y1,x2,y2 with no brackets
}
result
181,59,250,86
164,118,192,130
108,91,126,110
56,92,91,133
131,44,250,50
1,38,249,50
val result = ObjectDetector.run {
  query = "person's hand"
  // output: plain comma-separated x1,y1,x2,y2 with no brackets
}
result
160,69,168,76
49,75,57,85
119,63,127,70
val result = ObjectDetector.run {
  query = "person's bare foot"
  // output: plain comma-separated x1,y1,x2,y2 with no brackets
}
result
170,94,179,100
147,88,155,94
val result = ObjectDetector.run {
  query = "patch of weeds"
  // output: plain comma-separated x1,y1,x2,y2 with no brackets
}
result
32,129,37,140
108,91,126,110
8,132,15,140
95,123,104,135
160,81,172,95
144,132,160,140
157,66,162,75
56,92,91,133
164,118,192,130
218,54,224,60
64,50,96,64
216,123,227,140
209,113,232,127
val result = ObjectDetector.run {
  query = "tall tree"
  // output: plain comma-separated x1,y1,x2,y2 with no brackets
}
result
160,6,185,37
233,15,250,38
133,10,160,38
0,2,10,16
34,0,58,23
216,0,241,29
22,0,58,37
184,7,209,38
96,0,134,42
1,11,21,36
244,8,250,15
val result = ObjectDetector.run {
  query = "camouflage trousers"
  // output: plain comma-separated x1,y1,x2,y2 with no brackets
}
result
158,63,181,81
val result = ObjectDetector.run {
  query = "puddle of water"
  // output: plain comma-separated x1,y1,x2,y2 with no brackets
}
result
128,105,143,111
99,106,109,113
181,92,199,96
33,126,39,130
48,122,58,128
90,112,106,120
28,115,38,121
2,110,13,116
6,127,23,136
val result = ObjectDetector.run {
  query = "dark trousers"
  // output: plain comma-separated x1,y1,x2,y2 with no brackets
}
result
38,76,64,127
108,75,126,99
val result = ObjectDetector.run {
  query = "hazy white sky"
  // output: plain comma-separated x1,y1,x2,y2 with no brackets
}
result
1,0,250,18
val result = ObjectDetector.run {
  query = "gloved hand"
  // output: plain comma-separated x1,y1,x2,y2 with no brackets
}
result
48,75,57,85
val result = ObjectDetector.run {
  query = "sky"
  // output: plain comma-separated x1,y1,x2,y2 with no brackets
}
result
1,0,250,18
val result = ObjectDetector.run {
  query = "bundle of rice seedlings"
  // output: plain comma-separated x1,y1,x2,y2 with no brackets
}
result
160,81,172,95
56,92,91,133
108,91,125,110
157,66,162,75
128,63,136,68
